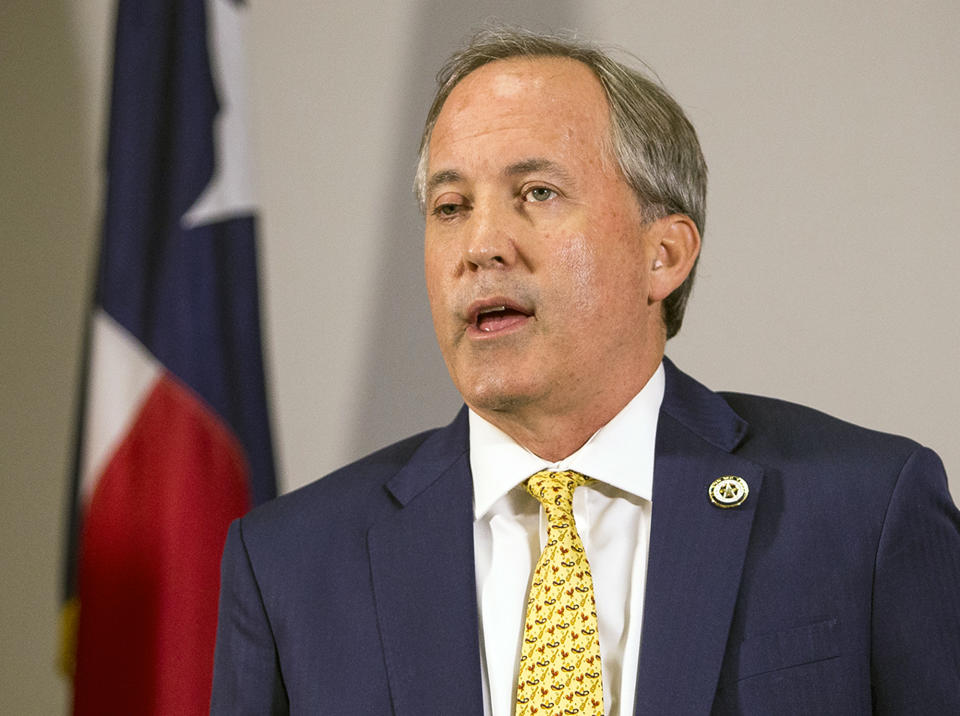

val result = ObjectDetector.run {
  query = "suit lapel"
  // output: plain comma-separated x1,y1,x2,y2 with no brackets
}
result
367,410,485,716
634,361,764,714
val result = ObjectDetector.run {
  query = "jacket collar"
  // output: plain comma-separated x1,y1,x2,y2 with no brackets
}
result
660,356,749,452
383,407,470,506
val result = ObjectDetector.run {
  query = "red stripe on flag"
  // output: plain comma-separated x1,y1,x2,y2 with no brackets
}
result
73,373,251,715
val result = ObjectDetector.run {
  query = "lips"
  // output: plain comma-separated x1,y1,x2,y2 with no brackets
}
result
466,298,533,336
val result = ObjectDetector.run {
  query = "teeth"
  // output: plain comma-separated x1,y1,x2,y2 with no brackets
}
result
478,305,506,314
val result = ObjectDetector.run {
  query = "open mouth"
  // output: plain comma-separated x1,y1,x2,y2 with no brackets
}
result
468,300,533,335
476,306,527,332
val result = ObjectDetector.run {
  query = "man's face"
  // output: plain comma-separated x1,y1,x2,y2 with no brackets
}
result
424,57,663,426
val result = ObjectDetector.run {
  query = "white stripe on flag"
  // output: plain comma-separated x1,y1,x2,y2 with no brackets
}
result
181,0,257,229
79,309,162,505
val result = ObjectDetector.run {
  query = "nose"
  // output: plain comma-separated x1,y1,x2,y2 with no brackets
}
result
461,203,517,271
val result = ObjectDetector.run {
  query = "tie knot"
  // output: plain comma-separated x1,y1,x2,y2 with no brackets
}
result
525,470,593,516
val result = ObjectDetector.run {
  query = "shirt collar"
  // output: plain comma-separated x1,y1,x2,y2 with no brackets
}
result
470,362,665,519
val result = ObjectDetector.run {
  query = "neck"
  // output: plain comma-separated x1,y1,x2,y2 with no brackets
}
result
471,355,663,462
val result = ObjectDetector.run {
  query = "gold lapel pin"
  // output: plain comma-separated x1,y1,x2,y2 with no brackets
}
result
708,476,749,508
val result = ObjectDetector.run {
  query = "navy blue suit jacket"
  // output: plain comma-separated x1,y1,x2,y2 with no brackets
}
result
211,360,960,714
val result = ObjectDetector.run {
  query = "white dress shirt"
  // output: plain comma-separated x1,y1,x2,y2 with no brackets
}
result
470,363,665,716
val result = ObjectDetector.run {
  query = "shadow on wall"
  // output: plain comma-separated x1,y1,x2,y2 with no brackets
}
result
350,0,583,457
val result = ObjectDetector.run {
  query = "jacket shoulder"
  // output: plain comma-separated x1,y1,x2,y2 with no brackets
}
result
719,390,922,469
240,428,440,543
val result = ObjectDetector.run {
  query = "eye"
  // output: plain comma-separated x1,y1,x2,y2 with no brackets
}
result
433,203,461,217
431,193,469,219
522,186,557,203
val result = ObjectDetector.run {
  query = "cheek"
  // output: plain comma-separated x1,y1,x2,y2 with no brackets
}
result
424,250,451,331
546,229,649,333
424,239,448,295
550,234,603,312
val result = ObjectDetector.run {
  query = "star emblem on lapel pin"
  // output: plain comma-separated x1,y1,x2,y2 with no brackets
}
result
708,476,749,508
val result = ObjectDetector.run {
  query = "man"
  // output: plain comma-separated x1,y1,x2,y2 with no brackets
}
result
211,28,960,715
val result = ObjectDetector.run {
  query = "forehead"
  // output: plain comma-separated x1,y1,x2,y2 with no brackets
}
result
429,56,612,166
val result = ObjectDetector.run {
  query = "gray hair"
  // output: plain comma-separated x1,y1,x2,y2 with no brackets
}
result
414,27,707,339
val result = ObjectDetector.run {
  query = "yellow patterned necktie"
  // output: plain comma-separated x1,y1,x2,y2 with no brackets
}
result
515,470,604,716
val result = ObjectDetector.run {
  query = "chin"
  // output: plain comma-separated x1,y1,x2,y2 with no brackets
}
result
456,373,541,415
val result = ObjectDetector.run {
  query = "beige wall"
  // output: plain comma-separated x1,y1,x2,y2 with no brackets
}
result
2,1,957,712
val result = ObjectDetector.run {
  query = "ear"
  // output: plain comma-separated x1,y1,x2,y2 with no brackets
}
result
647,214,701,304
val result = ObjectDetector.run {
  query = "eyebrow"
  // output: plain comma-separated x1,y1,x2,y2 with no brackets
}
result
424,158,577,200
503,158,575,185
425,169,464,199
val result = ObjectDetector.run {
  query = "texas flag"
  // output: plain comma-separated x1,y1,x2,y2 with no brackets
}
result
61,1,277,713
